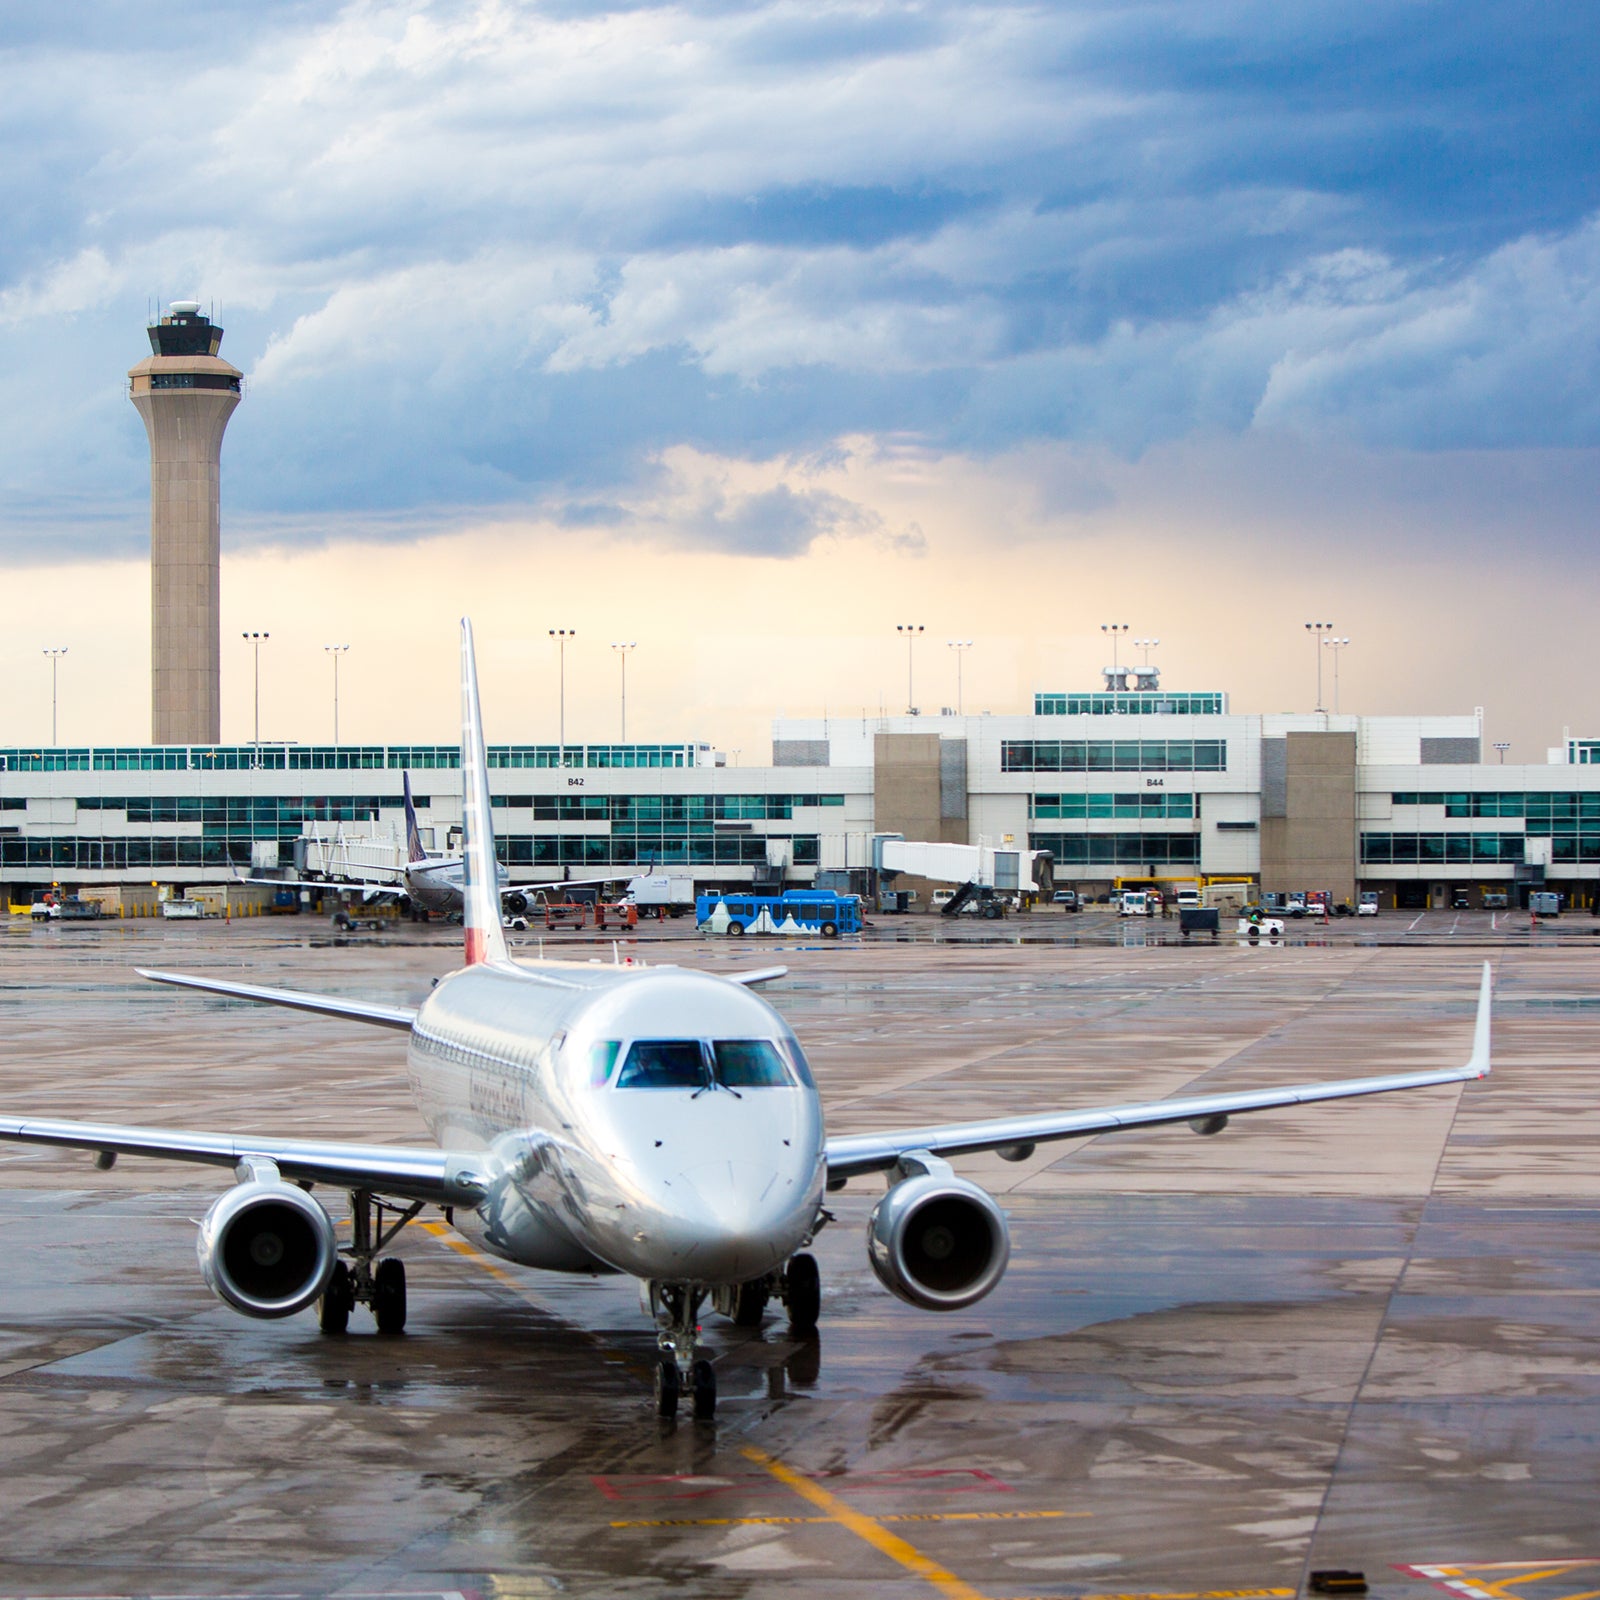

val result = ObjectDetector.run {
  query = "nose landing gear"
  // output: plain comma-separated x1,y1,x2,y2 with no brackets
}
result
317,1189,422,1336
650,1282,716,1420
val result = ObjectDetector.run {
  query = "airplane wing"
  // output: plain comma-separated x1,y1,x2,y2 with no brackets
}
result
727,966,788,987
825,962,1493,1182
0,1113,485,1206
138,969,417,1030
235,872,400,901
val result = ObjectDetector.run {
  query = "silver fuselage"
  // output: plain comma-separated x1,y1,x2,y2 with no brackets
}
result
403,858,508,917
405,962,826,1283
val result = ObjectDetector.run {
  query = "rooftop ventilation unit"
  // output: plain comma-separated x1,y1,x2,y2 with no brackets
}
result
1102,667,1131,691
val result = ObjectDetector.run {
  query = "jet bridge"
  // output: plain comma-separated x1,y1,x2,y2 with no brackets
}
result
872,836,1055,916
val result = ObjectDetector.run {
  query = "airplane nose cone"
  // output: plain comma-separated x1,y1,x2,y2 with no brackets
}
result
668,1159,810,1280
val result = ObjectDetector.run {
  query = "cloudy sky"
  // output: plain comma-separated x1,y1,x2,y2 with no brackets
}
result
1,0,1596,755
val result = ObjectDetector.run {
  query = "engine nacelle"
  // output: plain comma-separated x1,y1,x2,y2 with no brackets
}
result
198,1175,337,1319
504,892,528,915
867,1170,1010,1312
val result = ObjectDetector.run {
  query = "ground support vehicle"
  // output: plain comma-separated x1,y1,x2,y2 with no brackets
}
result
1358,892,1379,917
1053,889,1081,913
1238,909,1286,938
539,898,590,931
1179,907,1220,939
626,874,696,917
940,882,1009,919
1119,890,1154,917
697,890,862,938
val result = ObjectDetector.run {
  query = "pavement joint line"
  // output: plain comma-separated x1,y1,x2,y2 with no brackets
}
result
741,1444,990,1600
610,1509,1082,1528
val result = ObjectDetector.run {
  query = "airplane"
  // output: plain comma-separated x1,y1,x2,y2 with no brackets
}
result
246,772,596,924
0,620,1495,1420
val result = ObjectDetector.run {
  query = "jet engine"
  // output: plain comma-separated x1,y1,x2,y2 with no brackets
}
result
503,893,528,915
197,1168,337,1319
867,1160,1010,1312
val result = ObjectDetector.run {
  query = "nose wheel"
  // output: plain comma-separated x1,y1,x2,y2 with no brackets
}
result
651,1283,717,1419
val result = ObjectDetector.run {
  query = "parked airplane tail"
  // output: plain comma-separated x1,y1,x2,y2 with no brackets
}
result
402,772,427,865
458,620,510,968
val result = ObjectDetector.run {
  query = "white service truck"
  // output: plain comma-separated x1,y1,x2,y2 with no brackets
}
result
626,874,697,916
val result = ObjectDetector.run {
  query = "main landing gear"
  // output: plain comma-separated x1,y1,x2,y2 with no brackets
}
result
711,1251,822,1337
318,1190,422,1337
659,1251,821,1420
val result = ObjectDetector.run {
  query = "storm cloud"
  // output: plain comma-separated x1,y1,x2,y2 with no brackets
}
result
0,0,1596,560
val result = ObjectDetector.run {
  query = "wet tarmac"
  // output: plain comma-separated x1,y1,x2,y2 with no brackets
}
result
0,915,1597,1598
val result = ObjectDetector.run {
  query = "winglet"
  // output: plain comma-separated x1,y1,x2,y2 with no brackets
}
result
459,620,510,968
403,772,427,864
1467,960,1493,1078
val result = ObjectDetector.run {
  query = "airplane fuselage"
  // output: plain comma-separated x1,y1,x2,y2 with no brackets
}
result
405,962,826,1284
402,858,509,917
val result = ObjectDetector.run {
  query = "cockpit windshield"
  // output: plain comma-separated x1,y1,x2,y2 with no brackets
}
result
712,1039,790,1087
615,1039,708,1090
604,1037,806,1090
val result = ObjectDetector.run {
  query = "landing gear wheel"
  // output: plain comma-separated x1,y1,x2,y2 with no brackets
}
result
655,1356,680,1419
732,1280,769,1327
318,1260,352,1335
692,1359,716,1419
372,1257,407,1335
785,1252,820,1335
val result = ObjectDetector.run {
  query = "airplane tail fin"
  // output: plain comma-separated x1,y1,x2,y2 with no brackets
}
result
459,619,510,968
402,772,427,864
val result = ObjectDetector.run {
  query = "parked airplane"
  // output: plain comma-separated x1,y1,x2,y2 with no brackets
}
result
0,621,1495,1420
249,772,556,923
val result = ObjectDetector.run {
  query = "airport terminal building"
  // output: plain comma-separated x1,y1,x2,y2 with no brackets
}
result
4,670,1600,911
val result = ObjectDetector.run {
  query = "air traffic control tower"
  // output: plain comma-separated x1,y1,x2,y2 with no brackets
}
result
128,302,242,744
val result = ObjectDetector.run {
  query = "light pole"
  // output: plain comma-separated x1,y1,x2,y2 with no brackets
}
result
1132,636,1159,666
1494,742,1511,764
1101,623,1128,677
611,641,636,741
323,644,349,744
896,624,924,713
947,639,972,715
1304,621,1333,710
1322,635,1350,714
549,629,576,753
42,648,67,744
242,631,269,744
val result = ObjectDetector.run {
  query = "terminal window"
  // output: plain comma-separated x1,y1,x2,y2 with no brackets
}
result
1030,792,1196,820
1033,692,1224,716
1361,832,1527,864
1028,831,1201,865
1003,740,1226,774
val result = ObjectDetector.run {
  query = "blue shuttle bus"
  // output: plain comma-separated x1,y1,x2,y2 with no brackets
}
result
695,889,863,938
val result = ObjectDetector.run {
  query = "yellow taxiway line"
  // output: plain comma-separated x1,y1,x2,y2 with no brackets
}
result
742,1443,990,1600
